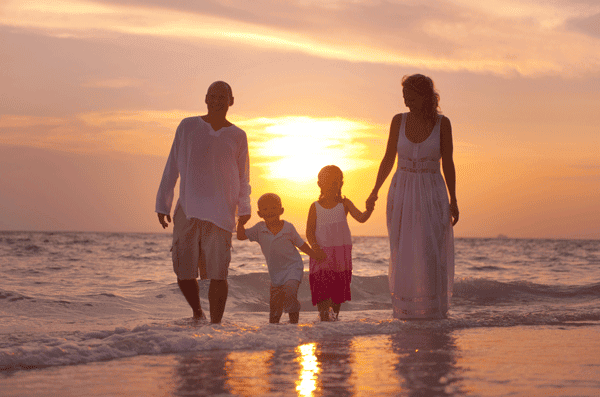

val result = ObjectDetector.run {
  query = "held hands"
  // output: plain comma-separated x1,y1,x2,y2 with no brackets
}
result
301,242,327,262
157,213,171,229
366,192,378,212
237,214,251,226
236,214,251,240
313,246,327,262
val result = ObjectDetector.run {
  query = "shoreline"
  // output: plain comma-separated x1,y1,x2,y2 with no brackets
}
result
2,324,599,397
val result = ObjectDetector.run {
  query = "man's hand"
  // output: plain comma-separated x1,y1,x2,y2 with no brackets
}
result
158,213,171,229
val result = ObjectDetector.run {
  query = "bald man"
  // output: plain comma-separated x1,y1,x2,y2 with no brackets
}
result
156,81,251,323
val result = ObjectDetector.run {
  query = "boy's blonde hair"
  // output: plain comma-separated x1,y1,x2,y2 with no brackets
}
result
258,193,282,207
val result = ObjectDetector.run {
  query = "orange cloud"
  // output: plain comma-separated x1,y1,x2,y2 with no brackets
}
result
81,78,143,88
2,0,599,76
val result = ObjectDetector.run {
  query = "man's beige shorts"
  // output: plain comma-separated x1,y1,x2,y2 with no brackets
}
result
171,204,232,280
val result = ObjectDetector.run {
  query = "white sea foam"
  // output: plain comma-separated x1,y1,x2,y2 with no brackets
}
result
1,232,599,370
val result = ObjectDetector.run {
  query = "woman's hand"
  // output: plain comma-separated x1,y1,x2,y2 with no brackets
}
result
450,200,459,226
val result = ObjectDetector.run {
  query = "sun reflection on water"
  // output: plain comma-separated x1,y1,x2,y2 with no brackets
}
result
296,342,319,396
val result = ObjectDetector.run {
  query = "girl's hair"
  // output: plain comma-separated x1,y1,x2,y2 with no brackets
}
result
402,74,441,122
318,165,345,203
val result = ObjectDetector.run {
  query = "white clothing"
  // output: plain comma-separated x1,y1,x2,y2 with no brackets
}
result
313,202,352,249
386,113,454,319
308,201,353,305
245,221,306,286
156,116,251,232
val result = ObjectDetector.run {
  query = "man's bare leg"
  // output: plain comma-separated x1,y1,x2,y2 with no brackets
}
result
177,278,204,319
209,279,228,323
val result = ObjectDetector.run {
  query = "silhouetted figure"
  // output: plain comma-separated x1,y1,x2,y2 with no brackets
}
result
156,81,251,323
237,193,324,323
367,74,458,319
307,165,373,321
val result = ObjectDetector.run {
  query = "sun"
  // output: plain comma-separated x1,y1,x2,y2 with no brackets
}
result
240,116,376,183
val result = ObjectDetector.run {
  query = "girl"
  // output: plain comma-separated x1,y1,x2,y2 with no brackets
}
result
306,165,374,321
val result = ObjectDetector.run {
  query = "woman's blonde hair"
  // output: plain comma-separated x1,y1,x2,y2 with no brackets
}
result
402,74,441,122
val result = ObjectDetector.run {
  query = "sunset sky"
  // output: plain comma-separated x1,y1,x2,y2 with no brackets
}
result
1,0,599,238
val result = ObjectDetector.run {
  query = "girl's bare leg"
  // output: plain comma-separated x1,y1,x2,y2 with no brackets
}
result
317,299,332,321
331,303,341,320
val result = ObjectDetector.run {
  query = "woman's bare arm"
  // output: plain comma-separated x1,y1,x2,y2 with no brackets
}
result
367,114,401,208
440,116,459,225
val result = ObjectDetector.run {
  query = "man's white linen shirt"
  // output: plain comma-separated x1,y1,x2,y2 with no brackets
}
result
156,116,251,232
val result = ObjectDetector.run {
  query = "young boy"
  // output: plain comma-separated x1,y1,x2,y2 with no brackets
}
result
237,193,325,323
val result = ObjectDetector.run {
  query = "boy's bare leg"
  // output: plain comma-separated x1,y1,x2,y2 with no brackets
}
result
209,279,228,323
177,278,203,319
270,285,284,323
283,281,301,324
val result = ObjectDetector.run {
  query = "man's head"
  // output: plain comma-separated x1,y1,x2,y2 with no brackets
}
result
205,81,234,115
257,193,284,220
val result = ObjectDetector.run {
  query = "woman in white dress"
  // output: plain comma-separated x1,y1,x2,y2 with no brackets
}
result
367,74,459,319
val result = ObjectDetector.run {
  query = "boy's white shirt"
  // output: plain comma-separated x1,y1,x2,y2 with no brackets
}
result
245,221,306,286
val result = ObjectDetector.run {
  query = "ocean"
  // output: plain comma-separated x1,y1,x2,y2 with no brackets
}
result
1,231,599,396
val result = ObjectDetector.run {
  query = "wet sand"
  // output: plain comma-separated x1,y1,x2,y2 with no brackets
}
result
1,325,599,396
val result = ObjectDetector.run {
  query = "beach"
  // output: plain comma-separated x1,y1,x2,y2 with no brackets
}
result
2,322,599,396
1,232,599,396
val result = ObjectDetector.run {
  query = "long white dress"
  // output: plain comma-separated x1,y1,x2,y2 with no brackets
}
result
386,113,454,319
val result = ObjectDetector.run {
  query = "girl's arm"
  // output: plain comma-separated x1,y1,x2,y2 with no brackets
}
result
367,114,401,208
344,198,373,223
306,203,325,256
440,116,459,226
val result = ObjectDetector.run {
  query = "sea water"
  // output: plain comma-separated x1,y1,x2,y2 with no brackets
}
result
0,231,599,371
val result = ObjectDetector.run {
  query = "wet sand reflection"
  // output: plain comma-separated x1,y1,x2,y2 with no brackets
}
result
172,329,464,396
389,329,464,396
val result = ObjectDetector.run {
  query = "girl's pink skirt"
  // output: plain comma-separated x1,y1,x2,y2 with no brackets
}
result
309,245,352,305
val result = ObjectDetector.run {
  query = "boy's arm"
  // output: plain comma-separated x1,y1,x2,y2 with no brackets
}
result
344,198,374,223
